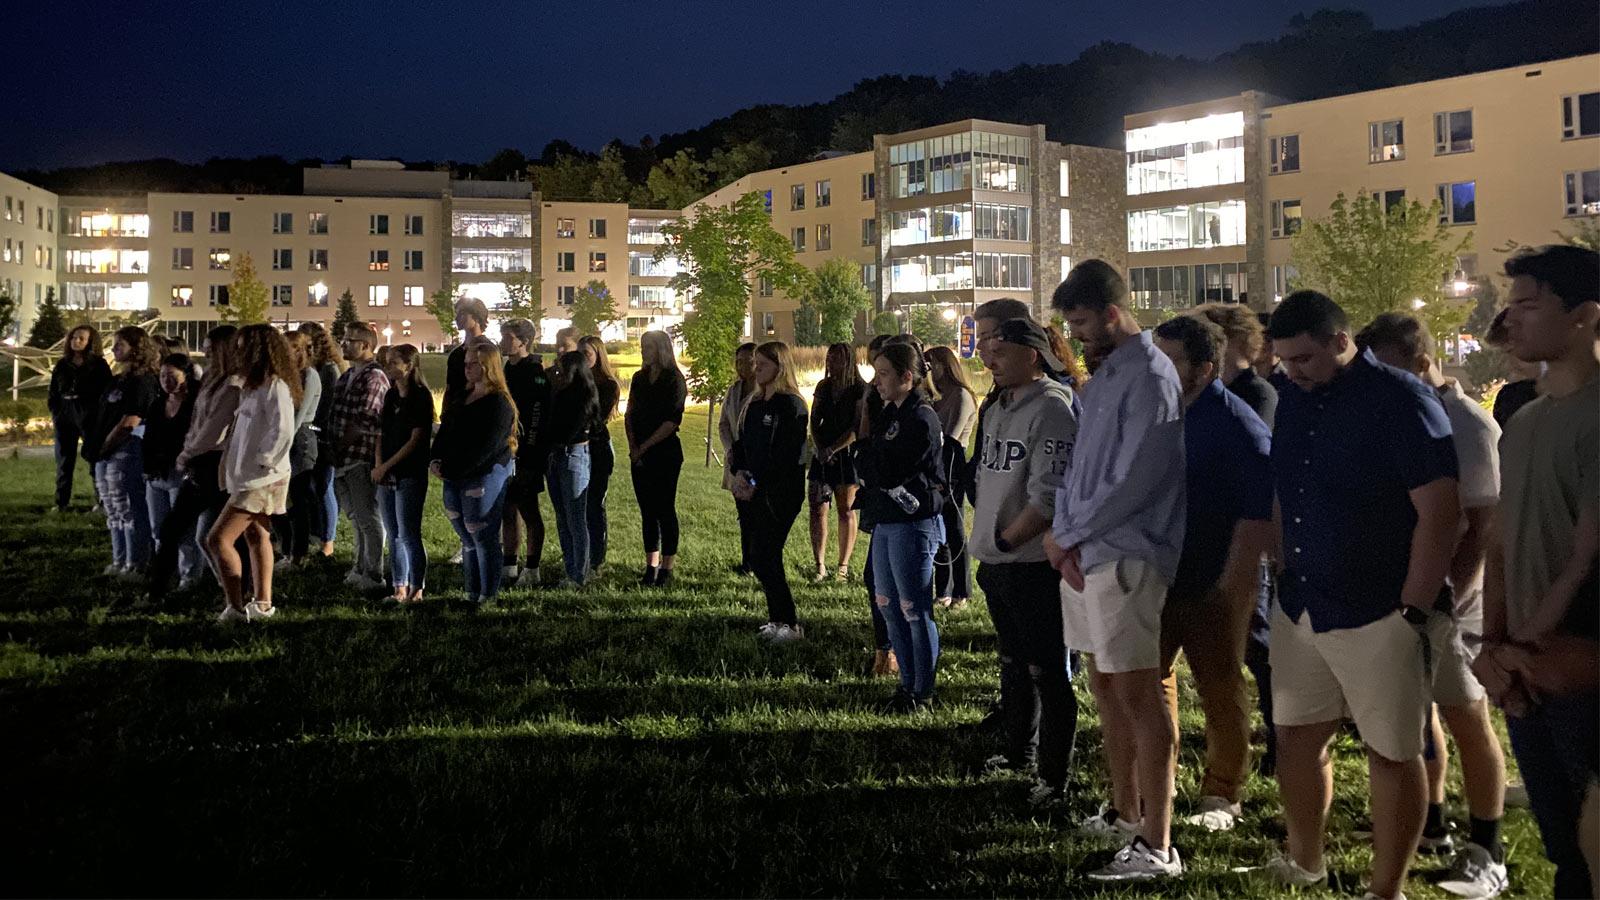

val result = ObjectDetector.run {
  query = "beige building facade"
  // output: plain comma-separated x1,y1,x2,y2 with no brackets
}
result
0,171,60,337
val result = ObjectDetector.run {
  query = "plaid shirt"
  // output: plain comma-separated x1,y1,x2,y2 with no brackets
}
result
329,360,390,466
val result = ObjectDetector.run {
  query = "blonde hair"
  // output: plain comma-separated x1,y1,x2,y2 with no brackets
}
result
755,340,802,401
466,339,520,456
1192,302,1265,361
640,330,680,377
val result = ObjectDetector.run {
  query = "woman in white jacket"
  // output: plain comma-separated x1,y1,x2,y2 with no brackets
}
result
208,324,302,623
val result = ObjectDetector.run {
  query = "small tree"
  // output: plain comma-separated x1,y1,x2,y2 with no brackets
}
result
871,310,899,336
423,280,459,345
218,252,270,325
503,270,542,333
26,287,65,349
0,292,15,342
802,258,871,345
569,279,620,337
907,305,958,348
1291,190,1471,343
792,299,825,347
332,288,362,341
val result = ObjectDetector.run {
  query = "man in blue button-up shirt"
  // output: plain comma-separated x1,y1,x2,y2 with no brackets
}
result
1260,291,1460,900
1045,260,1187,882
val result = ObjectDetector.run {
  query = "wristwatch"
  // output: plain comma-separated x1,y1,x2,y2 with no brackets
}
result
1400,604,1430,629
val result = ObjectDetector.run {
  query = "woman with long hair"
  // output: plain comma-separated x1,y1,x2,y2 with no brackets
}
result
927,345,977,609
48,324,111,512
858,333,898,676
720,342,759,574
499,318,550,587
376,344,434,604
807,342,866,583
297,321,346,559
625,330,688,586
272,331,325,569
429,337,517,606
581,335,622,576
730,341,810,643
859,341,947,711
543,349,599,586
142,352,202,587
87,326,164,579
209,324,301,622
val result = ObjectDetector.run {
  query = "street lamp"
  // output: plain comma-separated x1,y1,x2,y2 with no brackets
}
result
382,326,394,343
941,307,957,322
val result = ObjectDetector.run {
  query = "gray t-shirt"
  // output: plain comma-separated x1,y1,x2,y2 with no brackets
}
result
1498,373,1599,637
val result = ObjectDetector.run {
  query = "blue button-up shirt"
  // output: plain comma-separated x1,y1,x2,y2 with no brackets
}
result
1274,349,1458,632
1053,331,1186,582
1171,378,1273,600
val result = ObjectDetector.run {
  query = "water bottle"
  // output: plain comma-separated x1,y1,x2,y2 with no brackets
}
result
886,485,920,514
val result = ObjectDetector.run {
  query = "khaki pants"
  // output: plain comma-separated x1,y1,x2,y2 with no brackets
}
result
1159,586,1253,803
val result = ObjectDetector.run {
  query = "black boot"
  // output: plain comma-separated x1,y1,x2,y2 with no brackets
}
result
641,565,659,586
653,568,674,589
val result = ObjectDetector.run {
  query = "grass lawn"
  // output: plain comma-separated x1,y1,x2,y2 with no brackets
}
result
0,409,1553,897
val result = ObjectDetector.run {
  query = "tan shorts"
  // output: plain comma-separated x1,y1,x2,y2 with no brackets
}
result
229,478,290,516
1270,605,1430,761
1431,607,1487,707
1060,557,1167,674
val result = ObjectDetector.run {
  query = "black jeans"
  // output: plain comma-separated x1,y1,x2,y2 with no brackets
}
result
978,560,1078,789
52,414,82,509
632,437,683,556
934,443,971,600
148,452,229,600
741,484,801,625
272,469,320,561
587,436,615,568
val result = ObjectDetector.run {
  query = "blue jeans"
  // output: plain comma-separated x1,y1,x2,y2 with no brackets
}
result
93,440,152,568
442,461,512,603
145,473,201,581
313,462,337,543
1506,691,1600,898
378,475,429,591
871,517,946,699
546,444,591,584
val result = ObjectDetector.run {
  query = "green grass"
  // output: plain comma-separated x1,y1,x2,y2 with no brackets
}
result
0,410,1554,896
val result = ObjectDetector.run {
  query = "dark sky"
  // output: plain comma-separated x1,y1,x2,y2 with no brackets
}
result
7,0,1482,171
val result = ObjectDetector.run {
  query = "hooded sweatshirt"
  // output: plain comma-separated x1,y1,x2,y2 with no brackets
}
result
969,377,1078,564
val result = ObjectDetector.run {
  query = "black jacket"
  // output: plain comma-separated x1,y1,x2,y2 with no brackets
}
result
48,356,111,427
855,389,945,526
430,393,514,481
730,392,808,498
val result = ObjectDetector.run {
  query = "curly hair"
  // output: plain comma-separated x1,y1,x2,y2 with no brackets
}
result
296,321,347,372
112,326,163,377
235,324,304,409
1192,302,1265,361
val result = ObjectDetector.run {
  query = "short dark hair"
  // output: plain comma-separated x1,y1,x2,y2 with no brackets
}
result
1355,312,1433,360
1154,314,1225,370
736,342,757,356
1052,259,1127,314
1267,290,1349,342
454,296,490,329
1504,244,1600,310
974,297,1033,324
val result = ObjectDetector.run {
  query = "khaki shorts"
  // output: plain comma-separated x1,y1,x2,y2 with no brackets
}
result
1270,605,1430,762
1431,605,1488,707
229,478,290,517
1060,558,1167,674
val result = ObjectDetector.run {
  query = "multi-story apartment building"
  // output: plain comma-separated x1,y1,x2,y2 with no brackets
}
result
0,172,60,333
1125,53,1600,313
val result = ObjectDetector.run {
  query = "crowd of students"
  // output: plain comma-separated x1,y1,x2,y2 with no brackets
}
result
45,245,1597,898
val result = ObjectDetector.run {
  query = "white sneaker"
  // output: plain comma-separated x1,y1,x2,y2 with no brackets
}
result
1233,852,1327,888
767,623,805,644
1183,795,1242,832
177,574,204,593
1438,842,1509,898
449,547,464,565
1087,837,1182,882
756,622,780,639
273,556,298,573
216,605,249,624
1078,804,1142,840
1028,779,1066,807
342,569,363,586
244,600,278,621
116,566,146,584
514,568,540,588
103,562,124,577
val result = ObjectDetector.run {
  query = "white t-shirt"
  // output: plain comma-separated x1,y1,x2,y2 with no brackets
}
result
1437,378,1501,610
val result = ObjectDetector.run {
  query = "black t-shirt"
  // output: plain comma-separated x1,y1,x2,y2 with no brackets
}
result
380,386,435,480
142,389,195,477
811,378,865,451
626,368,685,445
1492,378,1539,429
1227,367,1279,429
544,383,597,446
84,372,160,463
505,356,551,457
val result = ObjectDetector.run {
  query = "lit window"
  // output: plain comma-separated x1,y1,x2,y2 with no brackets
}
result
1563,93,1600,139
555,217,575,238
403,286,426,307
762,312,775,334
369,249,389,272
629,285,677,309
308,249,328,271
170,285,193,307
1564,170,1600,217
367,285,389,307
173,210,194,233
272,285,293,307
1271,199,1303,238
1125,112,1244,195
790,184,805,210
588,218,607,239
1269,135,1300,174
627,218,670,244
816,180,831,208
589,252,607,272
792,227,805,252
370,214,389,235
308,212,329,235
210,211,231,233
1127,200,1248,252
1436,181,1476,225
172,248,193,271
816,224,831,251
273,248,292,270
861,172,875,200
308,283,329,306
1369,119,1405,163
404,214,424,236
629,252,680,277
1434,110,1473,154
1060,256,1072,281
556,252,575,273
1059,208,1072,244
404,250,424,271
272,212,293,234
209,248,231,270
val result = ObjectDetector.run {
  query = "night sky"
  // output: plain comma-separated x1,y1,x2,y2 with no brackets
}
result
8,0,1483,170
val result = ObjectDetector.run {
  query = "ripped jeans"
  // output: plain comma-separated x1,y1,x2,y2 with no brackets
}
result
442,460,513,603
871,517,946,700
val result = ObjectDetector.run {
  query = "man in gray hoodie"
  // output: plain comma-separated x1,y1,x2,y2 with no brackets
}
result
971,317,1081,805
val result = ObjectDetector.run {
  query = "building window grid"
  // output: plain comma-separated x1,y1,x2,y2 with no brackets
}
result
1564,169,1600,217
1271,199,1303,238
403,286,426,307
555,217,576,238
308,212,329,235
589,252,607,273
404,249,424,271
308,249,328,271
272,212,292,234
816,180,831,208
172,247,193,271
273,248,292,270
173,210,194,233
209,248,231,271
1436,181,1477,225
1434,109,1474,154
272,285,293,307
557,252,575,273
1130,263,1246,309
816,224,831,251
588,218,607,239
557,285,576,306
308,283,329,306
1269,134,1301,174
1127,200,1248,252
792,227,805,252
370,214,389,235
862,217,878,246
368,285,389,307
404,214,424,236
790,184,805,211
861,172,875,200
210,211,230,234
1369,119,1405,163
1562,92,1600,139
170,285,193,307
369,249,390,271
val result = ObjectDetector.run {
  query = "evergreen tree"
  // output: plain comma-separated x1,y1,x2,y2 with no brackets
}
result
332,288,361,340
0,292,14,342
218,252,270,325
26,287,65,349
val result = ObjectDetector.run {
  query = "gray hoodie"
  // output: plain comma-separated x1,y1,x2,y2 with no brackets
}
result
970,377,1078,564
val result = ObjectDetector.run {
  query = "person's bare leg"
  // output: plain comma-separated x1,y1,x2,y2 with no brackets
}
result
1111,668,1176,850
1426,705,1449,806
1368,748,1427,899
502,500,522,563
659,553,675,573
808,500,828,574
835,485,859,571
1440,700,1507,822
245,518,274,608
646,549,660,568
206,508,252,611
1090,666,1140,820
1277,719,1342,874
